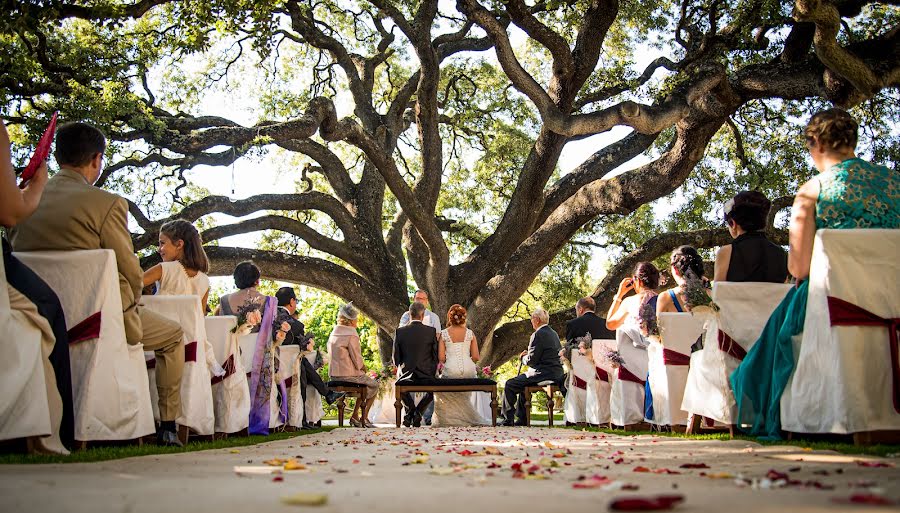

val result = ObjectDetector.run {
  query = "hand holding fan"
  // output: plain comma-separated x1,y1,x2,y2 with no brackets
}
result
18,112,58,188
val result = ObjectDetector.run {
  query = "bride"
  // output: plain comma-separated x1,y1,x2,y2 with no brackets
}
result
433,304,490,427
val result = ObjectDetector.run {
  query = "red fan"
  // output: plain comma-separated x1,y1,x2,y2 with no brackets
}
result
18,112,58,188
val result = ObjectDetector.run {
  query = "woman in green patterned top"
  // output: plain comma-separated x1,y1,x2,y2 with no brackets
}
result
730,108,900,439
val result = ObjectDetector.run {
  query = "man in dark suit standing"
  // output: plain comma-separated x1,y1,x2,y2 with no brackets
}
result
393,301,438,427
500,308,564,426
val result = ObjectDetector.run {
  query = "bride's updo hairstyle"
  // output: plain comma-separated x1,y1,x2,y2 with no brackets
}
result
670,245,705,279
447,304,467,326
805,108,858,152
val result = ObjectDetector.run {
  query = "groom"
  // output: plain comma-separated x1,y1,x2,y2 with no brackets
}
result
393,301,438,427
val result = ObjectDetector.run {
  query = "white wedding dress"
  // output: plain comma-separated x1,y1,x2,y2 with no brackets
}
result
433,329,490,427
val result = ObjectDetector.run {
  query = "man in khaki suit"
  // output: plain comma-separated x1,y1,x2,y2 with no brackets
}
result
10,122,184,446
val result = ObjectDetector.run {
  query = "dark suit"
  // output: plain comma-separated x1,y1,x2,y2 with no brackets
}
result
565,311,612,344
392,320,438,419
275,306,328,423
502,325,564,423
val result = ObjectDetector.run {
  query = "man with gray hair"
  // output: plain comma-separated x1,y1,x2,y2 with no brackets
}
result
500,308,564,426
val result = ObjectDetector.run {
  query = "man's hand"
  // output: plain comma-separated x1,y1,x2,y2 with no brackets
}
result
519,349,527,358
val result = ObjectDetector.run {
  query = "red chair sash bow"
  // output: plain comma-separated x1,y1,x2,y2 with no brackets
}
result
184,341,197,362
572,374,588,390
827,296,900,414
211,354,236,385
67,312,101,344
717,331,747,360
596,367,609,382
662,348,690,366
146,358,156,370
617,366,646,386
284,375,295,388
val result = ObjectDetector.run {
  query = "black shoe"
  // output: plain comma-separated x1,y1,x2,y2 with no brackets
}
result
301,422,315,430
156,429,183,447
513,419,528,427
423,418,432,426
403,414,413,427
412,413,422,428
315,420,322,427
499,419,514,427
324,390,346,405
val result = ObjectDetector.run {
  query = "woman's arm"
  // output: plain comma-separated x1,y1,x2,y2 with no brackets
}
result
142,263,163,287
201,288,209,315
0,121,49,228
788,179,820,281
438,335,447,363
713,245,732,282
605,278,635,330
470,334,480,363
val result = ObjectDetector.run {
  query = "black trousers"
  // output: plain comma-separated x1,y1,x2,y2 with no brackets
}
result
299,358,330,423
3,239,74,448
501,373,563,423
399,387,433,418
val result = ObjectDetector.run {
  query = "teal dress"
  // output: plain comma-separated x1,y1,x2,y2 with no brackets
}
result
730,158,900,439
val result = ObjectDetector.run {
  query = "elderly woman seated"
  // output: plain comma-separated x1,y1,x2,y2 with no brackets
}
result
327,303,378,428
714,191,788,283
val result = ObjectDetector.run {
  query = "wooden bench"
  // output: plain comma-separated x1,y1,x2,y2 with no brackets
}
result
393,379,498,427
326,381,368,427
523,383,563,426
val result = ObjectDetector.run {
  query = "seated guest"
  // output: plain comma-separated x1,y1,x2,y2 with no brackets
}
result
714,191,788,283
274,287,345,428
731,107,899,439
9,122,184,446
327,303,377,427
143,219,224,379
394,302,440,427
215,261,266,330
142,219,212,312
657,246,711,314
500,308,564,426
398,290,440,425
1,118,73,452
606,262,660,341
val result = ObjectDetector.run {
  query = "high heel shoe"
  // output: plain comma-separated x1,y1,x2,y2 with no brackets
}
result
349,417,362,428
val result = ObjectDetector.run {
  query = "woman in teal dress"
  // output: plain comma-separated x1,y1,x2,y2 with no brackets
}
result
730,108,900,439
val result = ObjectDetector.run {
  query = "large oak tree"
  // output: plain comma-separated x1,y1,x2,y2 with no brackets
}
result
2,0,898,365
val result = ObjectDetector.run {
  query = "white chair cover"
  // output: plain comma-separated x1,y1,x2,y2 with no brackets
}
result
609,327,649,426
14,250,155,441
140,295,215,435
205,316,249,434
0,254,53,445
682,282,791,424
587,339,615,425
650,313,710,426
238,332,282,428
782,229,900,434
276,345,303,428
304,351,325,425
563,350,594,423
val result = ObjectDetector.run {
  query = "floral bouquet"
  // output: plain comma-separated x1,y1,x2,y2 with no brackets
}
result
370,365,397,399
476,365,493,379
683,271,713,312
561,332,592,367
230,298,263,334
603,350,625,368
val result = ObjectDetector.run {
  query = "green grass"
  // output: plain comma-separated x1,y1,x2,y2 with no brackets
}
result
0,427,334,465
552,425,900,457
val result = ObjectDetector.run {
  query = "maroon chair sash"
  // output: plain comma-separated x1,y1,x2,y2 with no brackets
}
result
717,331,747,361
595,367,609,382
827,295,900,414
662,348,690,366
184,341,197,362
211,354,236,385
146,358,156,370
617,366,645,386
284,375,295,388
68,311,101,344
572,374,588,390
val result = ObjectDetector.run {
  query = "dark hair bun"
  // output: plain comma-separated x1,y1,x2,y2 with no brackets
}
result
633,262,660,289
670,245,704,279
724,190,770,232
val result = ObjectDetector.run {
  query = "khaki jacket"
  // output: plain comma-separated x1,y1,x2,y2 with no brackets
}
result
327,325,364,377
9,169,144,342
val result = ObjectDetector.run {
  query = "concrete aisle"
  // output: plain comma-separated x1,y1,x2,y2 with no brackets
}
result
0,427,897,513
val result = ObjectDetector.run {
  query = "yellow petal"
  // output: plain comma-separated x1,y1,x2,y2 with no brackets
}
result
280,493,328,506
283,460,307,471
